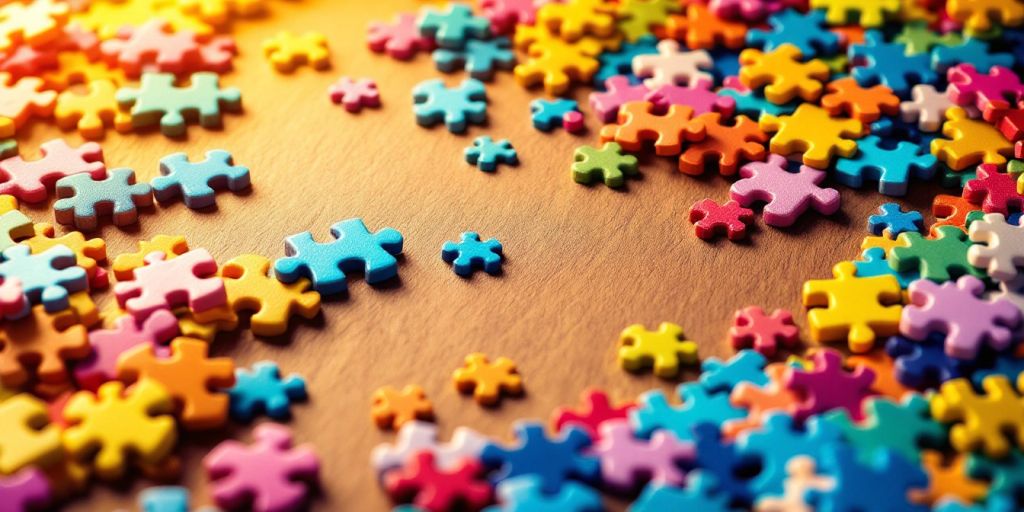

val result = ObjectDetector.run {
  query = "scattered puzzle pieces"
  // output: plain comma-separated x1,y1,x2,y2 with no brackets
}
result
73,310,178,392
54,79,132,140
0,73,55,131
0,244,87,313
531,98,584,133
849,30,937,96
153,150,250,210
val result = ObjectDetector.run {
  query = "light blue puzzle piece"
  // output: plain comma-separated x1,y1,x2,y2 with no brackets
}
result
699,350,768,393
229,361,307,422
530,98,579,132
413,78,488,133
853,247,918,289
746,10,840,59
274,218,403,295
632,473,737,512
931,38,1015,73
465,136,517,172
53,168,153,231
630,383,745,440
441,232,503,277
936,494,1017,512
485,475,602,511
433,37,515,80
0,244,87,312
718,88,798,120
834,135,937,196
417,4,491,49
867,202,923,237
850,31,937,96
153,150,250,210
807,445,928,512
738,413,843,495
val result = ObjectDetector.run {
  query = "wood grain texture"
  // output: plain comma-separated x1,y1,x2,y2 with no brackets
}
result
24,1,949,509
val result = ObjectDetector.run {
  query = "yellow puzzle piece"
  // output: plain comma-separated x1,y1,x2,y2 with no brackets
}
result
174,0,269,25
62,379,177,481
932,375,1024,458
618,322,698,378
41,53,127,92
55,79,132,140
615,0,680,42
802,261,903,353
739,44,831,105
931,107,1014,171
810,0,900,27
514,24,612,96
262,31,330,73
760,104,865,168
111,234,189,281
946,0,1024,33
71,0,212,39
0,394,62,474
861,234,908,255
176,306,236,341
452,353,524,406
194,254,321,337
0,0,69,52
537,0,618,41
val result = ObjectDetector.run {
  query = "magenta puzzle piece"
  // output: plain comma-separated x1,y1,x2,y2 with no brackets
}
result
0,468,49,512
551,389,635,442
590,420,694,492
74,309,179,391
328,77,381,113
947,64,1024,122
0,139,105,204
728,306,800,356
644,80,736,118
113,248,226,322
589,75,650,123
730,154,841,228
785,348,876,422
901,275,1022,361
367,13,436,60
963,164,1024,215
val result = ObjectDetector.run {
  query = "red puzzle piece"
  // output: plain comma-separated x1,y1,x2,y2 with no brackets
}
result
963,163,1023,215
551,389,635,442
728,306,800,356
385,452,493,512
689,198,755,241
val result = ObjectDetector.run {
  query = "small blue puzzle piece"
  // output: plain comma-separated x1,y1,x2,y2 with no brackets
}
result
480,421,599,493
139,486,188,512
834,135,937,196
0,244,87,312
413,78,487,133
465,136,517,172
854,248,919,289
824,394,946,464
931,38,1015,73
692,423,758,506
486,476,602,512
530,98,579,132
417,3,490,49
631,472,738,512
968,449,1024,498
808,445,928,512
53,168,153,231
746,10,840,59
630,383,746,440
867,203,923,237
885,334,972,390
594,36,658,86
699,350,768,393
737,413,842,495
708,49,739,83
718,88,797,119
850,30,937,97
228,361,307,422
936,494,1018,512
152,150,250,210
433,37,515,80
274,218,403,295
441,231,503,276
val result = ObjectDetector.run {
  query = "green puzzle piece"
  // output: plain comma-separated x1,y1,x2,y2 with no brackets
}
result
890,225,987,282
825,394,947,463
0,210,32,251
572,142,639,188
117,72,241,137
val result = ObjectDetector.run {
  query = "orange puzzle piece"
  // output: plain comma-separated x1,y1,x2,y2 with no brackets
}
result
931,107,1014,171
910,451,988,505
41,53,127,92
739,44,830,105
0,306,90,388
946,0,1024,33
0,73,56,130
663,4,747,50
117,337,235,430
820,77,900,123
931,194,980,235
23,222,108,289
679,113,767,176
599,100,704,156
111,234,189,281
55,79,132,140
452,353,524,406
725,363,799,437
372,385,434,430
847,349,911,401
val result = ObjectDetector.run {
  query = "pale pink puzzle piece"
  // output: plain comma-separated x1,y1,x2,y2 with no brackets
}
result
328,77,381,113
0,138,105,204
113,248,226,322
730,154,840,227
367,13,436,60
590,420,694,492
0,276,27,319
755,456,835,512
632,40,713,90
900,84,955,132
644,80,736,117
589,75,650,122
969,212,1024,282
205,423,320,512
100,20,236,78
479,0,546,34
370,420,488,477
73,309,179,391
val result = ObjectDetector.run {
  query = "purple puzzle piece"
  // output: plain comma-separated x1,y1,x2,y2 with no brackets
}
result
0,468,50,512
590,419,693,492
729,154,841,227
73,309,179,391
710,0,792,21
589,75,650,123
900,275,1022,361
785,348,875,422
644,80,736,118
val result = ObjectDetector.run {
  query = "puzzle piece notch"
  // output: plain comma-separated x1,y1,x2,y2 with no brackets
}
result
598,100,705,157
99,20,236,78
963,164,1023,215
739,44,831,105
849,30,937,97
228,361,306,422
433,37,515,80
759,103,864,168
679,112,765,176
54,78,132,140
0,73,56,130
821,77,900,123
947,64,1024,122
630,383,746,441
802,261,902,352
24,221,108,289
931,106,1014,171
418,3,491,49
834,134,937,197
745,9,839,59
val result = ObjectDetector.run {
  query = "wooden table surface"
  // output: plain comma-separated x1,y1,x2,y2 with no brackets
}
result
29,1,948,509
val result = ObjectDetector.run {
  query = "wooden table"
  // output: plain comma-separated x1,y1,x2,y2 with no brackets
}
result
33,1,944,509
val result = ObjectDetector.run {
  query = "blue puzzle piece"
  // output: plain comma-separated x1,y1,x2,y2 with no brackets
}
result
631,472,738,512
708,49,739,84
433,37,515,80
441,231,503,276
530,98,580,132
970,349,1024,388
850,30,937,97
824,394,946,464
936,494,1018,512
854,248,919,289
692,423,759,506
0,244,87,312
481,421,599,493
228,361,307,422
807,445,928,512
870,117,935,147
486,475,602,512
746,10,840,59
931,38,1015,73
465,136,517,172
718,88,798,120
968,449,1024,498
594,36,658,86
139,486,217,512
417,4,490,49
737,413,842,495
699,350,768,393
867,203,923,237
53,168,153,231
152,150,250,210
630,383,746,441
885,335,972,390
274,218,403,295
834,135,937,196
413,78,487,133
998,29,1024,67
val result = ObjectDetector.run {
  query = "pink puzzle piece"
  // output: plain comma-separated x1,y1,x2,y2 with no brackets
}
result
728,306,800,356
0,45,58,79
785,348,875,422
370,421,488,477
645,80,736,118
0,277,26,319
367,13,436,60
710,0,794,21
730,154,840,228
205,423,320,512
328,77,381,113
479,0,545,34
590,420,694,492
0,468,49,511
947,64,1024,122
901,275,1022,361
963,164,1023,215
551,389,635,442
563,110,584,133
100,20,236,77
589,75,650,122
73,310,178,391
113,248,226,322
0,73,56,129
0,138,105,204
689,198,755,241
